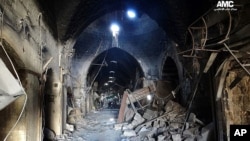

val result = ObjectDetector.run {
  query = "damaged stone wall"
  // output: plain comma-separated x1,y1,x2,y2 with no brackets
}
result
222,61,250,140
0,0,73,140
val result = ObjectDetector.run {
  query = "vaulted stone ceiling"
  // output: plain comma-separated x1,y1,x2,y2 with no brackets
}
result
37,0,218,94
37,0,215,46
37,0,250,94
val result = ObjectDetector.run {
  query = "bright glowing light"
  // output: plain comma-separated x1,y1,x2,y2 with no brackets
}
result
109,118,115,122
104,82,109,86
108,80,114,83
147,94,152,101
110,23,120,36
127,10,136,18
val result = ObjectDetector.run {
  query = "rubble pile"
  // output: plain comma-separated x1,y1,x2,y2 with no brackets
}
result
115,99,213,141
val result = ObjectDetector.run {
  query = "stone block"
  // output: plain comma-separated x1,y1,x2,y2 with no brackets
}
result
65,124,74,132
165,100,185,114
114,123,123,130
172,134,182,141
134,113,143,121
158,135,166,141
138,126,151,137
169,122,182,129
122,124,133,130
158,119,166,127
157,127,168,134
198,122,214,141
143,109,158,120
184,137,196,141
123,130,137,137
125,108,135,122
129,113,145,128
183,127,199,138
147,128,157,138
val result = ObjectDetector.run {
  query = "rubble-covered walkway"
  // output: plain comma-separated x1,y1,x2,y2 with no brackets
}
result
58,84,215,141
59,101,214,141
61,109,122,141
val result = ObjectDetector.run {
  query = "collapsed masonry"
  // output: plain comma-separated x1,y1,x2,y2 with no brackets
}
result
115,84,214,141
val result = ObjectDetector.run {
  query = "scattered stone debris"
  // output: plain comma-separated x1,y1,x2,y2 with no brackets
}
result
65,123,74,132
60,84,214,141
143,109,158,120
67,108,83,125
115,85,214,141
124,107,135,122
123,130,137,137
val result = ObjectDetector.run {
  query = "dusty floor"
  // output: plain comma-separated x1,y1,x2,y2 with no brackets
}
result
69,109,122,141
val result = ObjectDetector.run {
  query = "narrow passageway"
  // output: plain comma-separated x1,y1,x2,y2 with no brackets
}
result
69,109,121,141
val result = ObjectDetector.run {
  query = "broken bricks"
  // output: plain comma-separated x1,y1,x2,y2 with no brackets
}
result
123,130,137,137
164,100,186,115
123,113,145,130
117,86,212,141
122,106,211,140
124,107,135,122
143,108,158,120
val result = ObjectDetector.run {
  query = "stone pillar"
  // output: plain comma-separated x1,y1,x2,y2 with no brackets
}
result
44,68,63,137
47,81,63,136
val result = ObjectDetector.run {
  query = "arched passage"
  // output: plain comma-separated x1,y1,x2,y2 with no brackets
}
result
156,57,180,100
162,57,179,85
87,47,144,96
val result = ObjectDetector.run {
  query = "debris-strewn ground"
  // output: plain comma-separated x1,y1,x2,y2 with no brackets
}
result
58,109,122,141
57,84,214,141
57,100,213,141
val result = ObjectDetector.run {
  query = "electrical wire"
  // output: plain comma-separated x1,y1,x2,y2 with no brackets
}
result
0,11,28,141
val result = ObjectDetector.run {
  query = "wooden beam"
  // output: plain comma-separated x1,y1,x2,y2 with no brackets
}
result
117,92,128,123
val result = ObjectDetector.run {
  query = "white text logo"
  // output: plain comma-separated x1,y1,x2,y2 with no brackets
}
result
217,1,234,8
214,1,237,11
